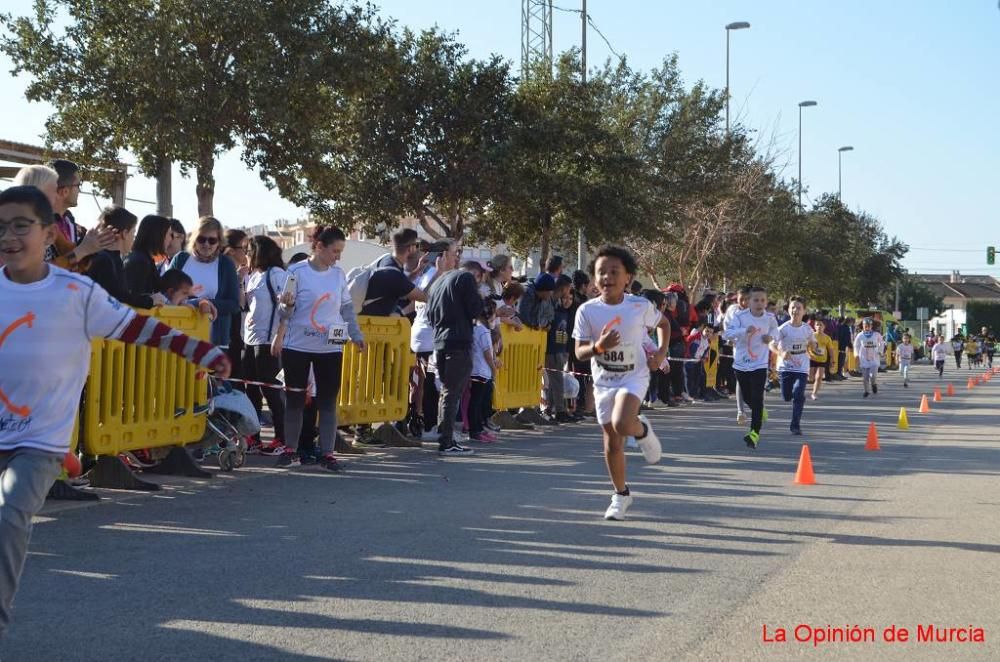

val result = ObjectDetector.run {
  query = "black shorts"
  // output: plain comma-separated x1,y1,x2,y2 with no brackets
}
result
809,360,827,369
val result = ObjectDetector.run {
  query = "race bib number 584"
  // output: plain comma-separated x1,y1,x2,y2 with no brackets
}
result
597,345,637,373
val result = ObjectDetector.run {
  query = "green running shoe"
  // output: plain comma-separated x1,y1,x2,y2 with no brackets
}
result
744,429,760,449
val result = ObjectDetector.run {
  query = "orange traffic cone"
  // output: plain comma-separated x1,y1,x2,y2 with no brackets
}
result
947,383,955,396
968,377,975,389
794,444,817,485
933,387,942,403
865,422,880,451
919,394,931,414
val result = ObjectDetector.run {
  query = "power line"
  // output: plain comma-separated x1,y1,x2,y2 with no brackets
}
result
907,246,983,253
551,3,622,59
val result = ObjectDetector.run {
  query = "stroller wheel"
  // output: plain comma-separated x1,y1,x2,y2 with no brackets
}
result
218,449,235,472
233,446,246,469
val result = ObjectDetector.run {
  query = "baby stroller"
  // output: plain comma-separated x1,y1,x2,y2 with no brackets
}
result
199,379,260,471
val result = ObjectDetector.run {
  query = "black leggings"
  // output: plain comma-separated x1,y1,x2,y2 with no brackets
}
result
468,378,493,435
281,349,343,456
735,368,768,433
241,344,286,442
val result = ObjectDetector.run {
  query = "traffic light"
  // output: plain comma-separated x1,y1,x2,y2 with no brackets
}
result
989,246,996,266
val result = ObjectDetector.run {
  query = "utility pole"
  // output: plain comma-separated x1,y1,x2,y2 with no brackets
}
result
577,0,587,271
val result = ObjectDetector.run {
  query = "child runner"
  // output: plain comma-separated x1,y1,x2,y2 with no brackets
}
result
722,286,751,424
722,285,778,448
931,334,949,379
807,318,833,401
770,297,816,436
573,245,670,521
896,333,915,388
951,335,964,369
964,335,979,370
853,318,885,397
0,186,231,639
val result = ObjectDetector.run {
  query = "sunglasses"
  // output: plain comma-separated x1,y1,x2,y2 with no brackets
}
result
196,236,219,246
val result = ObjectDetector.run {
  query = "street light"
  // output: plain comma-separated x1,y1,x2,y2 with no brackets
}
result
837,145,854,201
725,21,751,133
797,100,818,211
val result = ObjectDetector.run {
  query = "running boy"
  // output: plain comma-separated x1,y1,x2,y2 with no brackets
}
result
770,297,816,436
722,286,751,424
853,318,885,397
895,333,915,387
722,285,778,448
0,186,231,638
573,245,670,520
931,334,949,379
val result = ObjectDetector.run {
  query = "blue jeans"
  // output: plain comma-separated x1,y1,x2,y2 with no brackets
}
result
779,370,808,431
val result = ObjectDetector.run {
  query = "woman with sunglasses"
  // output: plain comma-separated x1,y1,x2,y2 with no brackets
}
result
0,185,230,639
169,217,241,347
270,226,365,471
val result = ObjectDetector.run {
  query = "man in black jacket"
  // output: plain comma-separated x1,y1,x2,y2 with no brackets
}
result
426,260,484,456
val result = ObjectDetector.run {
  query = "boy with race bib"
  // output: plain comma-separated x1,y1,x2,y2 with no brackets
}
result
895,333,915,388
770,297,817,436
853,318,885,398
573,246,670,521
722,285,778,449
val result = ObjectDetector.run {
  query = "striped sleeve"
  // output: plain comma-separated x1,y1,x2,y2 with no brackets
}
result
114,314,228,371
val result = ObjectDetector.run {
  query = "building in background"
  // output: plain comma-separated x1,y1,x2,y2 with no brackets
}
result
916,271,1000,338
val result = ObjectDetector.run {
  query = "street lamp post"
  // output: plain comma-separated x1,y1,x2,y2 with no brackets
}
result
838,145,854,201
797,100,818,211
725,22,750,133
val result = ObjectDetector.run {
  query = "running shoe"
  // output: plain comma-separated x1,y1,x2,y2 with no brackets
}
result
604,492,633,520
421,426,440,442
485,420,502,433
863,391,870,398
352,435,387,450
744,429,760,449
810,393,818,401
469,432,498,443
258,441,286,456
790,427,802,436
438,444,475,457
275,451,300,468
736,413,748,426
903,382,909,388
319,454,342,472
636,414,662,464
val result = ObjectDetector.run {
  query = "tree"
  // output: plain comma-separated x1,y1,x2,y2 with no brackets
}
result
477,53,654,263
895,278,945,320
246,27,513,240
1,0,373,217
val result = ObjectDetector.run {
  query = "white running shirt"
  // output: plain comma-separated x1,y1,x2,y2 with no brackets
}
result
774,321,815,374
0,266,135,454
931,342,949,362
897,343,915,363
854,331,885,369
723,308,779,372
573,295,663,388
282,260,351,354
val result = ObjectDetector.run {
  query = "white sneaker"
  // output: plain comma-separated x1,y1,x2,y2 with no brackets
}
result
604,492,633,520
736,412,747,426
420,426,439,442
636,414,662,464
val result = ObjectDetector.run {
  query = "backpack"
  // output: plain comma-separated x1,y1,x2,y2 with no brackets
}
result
346,253,395,314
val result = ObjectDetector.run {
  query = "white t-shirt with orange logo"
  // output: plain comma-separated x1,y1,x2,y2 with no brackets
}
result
282,260,351,354
572,294,663,388
0,266,135,454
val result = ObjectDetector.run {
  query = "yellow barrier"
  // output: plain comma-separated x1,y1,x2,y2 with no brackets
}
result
493,326,546,410
82,306,210,456
846,347,859,374
338,315,415,425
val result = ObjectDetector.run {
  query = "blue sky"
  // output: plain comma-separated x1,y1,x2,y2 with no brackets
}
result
1,1,998,273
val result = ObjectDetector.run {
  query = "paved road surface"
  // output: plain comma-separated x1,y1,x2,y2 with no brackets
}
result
4,363,999,661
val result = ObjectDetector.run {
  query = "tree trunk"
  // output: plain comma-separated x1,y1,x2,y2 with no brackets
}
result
538,211,552,273
195,148,215,218
156,158,173,218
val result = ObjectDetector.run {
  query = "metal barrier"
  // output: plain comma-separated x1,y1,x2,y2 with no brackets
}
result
493,326,546,410
339,315,414,425
82,306,210,456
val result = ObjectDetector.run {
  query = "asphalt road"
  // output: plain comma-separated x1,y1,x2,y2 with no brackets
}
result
4,363,1000,662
